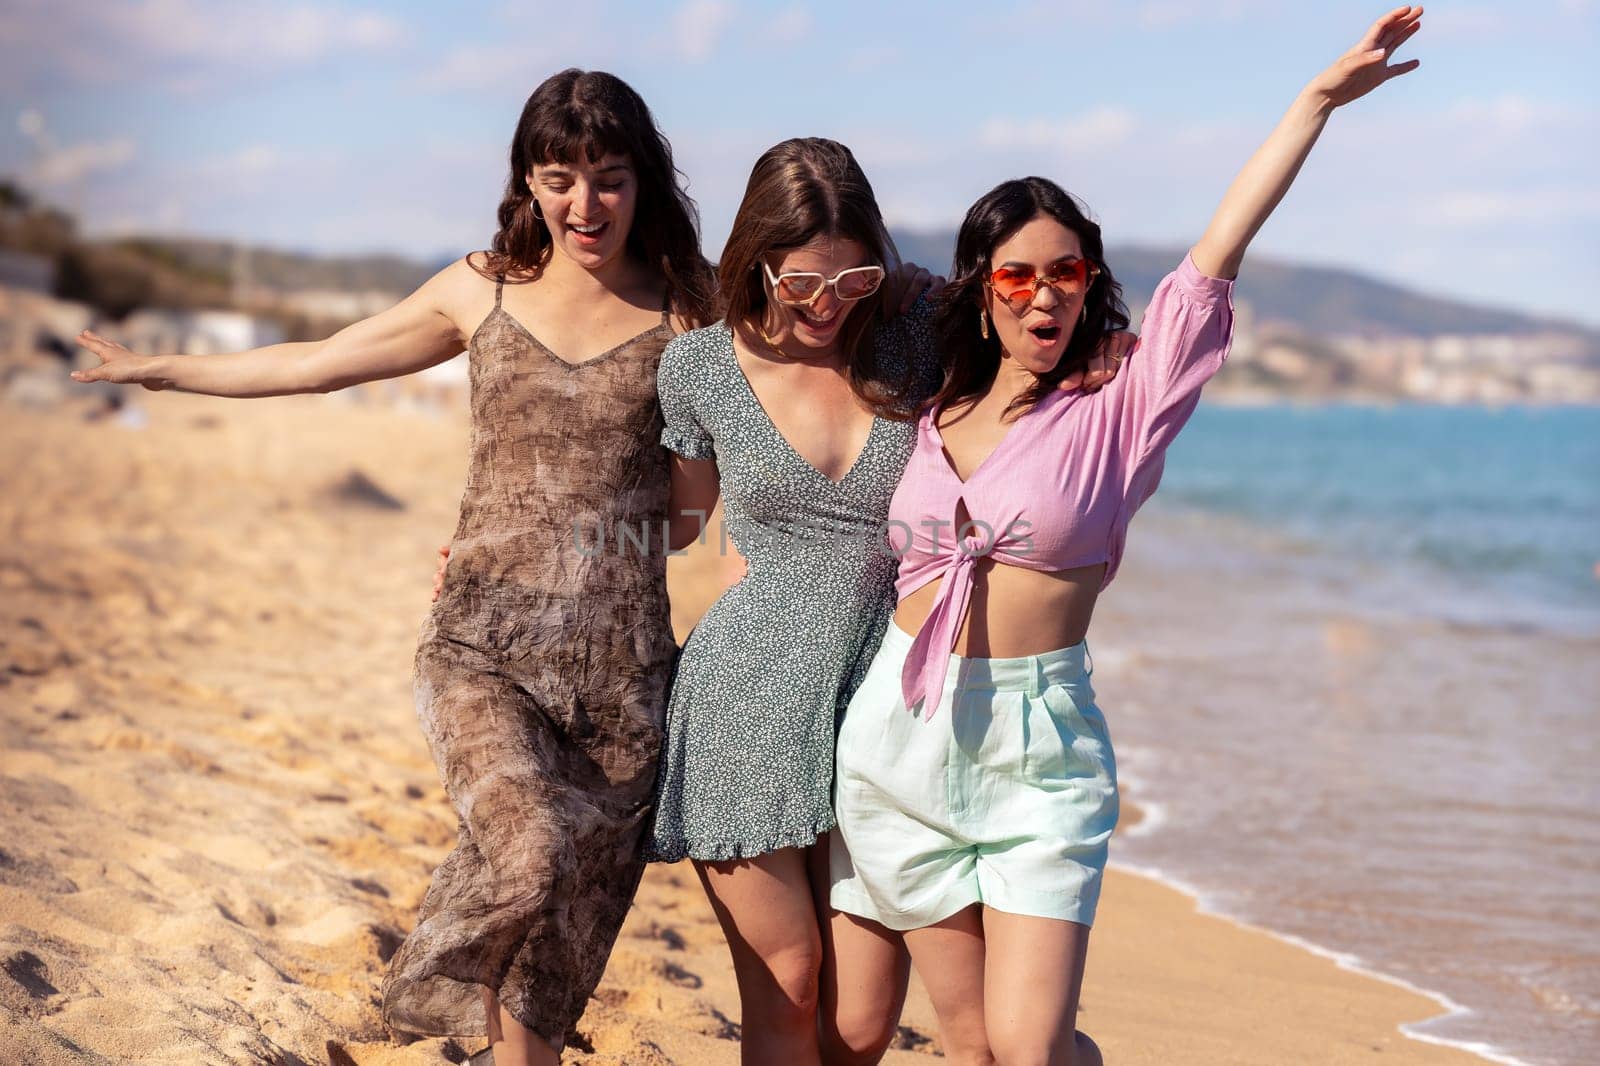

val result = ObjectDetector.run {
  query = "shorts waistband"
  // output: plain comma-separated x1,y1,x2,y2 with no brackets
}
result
885,621,1090,696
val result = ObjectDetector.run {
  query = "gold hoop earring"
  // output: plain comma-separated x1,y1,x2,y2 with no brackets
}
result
978,308,990,340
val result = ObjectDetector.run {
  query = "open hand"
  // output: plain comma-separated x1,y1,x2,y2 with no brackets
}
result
70,331,167,390
1060,330,1137,393
1310,5,1422,108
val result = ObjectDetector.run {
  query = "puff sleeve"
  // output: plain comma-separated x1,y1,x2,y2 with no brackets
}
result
657,332,716,460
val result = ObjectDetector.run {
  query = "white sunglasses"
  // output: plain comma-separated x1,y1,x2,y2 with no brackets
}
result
761,261,885,306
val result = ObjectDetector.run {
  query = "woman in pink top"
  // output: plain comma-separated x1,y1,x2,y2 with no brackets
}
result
830,9,1423,1064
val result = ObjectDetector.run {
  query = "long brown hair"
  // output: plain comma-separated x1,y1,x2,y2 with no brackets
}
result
474,69,716,327
931,176,1130,419
718,138,910,417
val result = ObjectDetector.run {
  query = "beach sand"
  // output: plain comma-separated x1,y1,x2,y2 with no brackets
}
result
0,392,1491,1064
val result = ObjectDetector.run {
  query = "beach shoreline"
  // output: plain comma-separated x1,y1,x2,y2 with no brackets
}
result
1106,858,1530,1066
0,392,1510,1063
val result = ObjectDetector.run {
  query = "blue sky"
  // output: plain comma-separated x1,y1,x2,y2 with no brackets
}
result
2,1,1595,327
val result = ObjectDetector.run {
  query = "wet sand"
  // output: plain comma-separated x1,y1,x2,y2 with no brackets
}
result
0,393,1490,1063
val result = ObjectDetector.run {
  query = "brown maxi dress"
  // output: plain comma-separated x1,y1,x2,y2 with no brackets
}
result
381,277,678,1044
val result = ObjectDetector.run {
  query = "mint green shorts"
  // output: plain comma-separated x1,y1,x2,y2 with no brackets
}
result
830,622,1119,930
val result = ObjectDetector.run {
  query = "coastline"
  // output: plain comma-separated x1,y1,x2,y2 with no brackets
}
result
1089,493,1596,1066
1104,859,1525,1066
0,393,1516,1063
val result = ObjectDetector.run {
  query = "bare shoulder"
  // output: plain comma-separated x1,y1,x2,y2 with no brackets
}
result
407,253,502,338
427,253,500,305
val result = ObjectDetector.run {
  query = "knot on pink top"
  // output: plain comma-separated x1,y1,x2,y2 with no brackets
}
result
899,533,991,720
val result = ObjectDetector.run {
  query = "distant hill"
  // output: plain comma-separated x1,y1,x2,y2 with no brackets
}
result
139,238,442,294
891,230,1597,344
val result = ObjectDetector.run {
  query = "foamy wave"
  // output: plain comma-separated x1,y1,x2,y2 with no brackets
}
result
1106,858,1535,1066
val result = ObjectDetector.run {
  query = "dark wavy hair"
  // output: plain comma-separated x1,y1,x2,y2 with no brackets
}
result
718,137,913,419
473,69,716,327
930,176,1130,419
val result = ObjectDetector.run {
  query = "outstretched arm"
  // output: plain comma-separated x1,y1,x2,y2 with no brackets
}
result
1191,6,1422,280
71,257,483,396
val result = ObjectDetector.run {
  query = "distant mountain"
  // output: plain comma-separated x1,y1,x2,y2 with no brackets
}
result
891,230,1597,345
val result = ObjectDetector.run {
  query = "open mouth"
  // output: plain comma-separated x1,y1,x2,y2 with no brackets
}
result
568,221,609,244
796,307,839,330
1027,322,1062,344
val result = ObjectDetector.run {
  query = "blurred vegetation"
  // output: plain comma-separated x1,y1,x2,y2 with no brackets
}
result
54,247,234,319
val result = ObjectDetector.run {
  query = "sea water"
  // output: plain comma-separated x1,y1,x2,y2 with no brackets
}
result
1101,403,1600,1066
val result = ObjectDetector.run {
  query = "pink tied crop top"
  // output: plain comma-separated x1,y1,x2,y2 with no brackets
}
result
890,253,1235,717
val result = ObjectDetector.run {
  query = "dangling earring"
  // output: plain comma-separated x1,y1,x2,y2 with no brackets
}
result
1080,303,1087,324
530,199,545,221
978,308,990,340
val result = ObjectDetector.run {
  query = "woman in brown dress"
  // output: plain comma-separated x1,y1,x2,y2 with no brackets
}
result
71,70,716,1065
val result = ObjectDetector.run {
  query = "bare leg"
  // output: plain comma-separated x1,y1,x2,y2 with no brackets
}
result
696,847,825,1066
982,911,1100,1066
477,986,560,1066
809,837,910,1065
901,905,993,1066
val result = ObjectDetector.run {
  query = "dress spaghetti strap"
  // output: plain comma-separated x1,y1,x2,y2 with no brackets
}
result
494,274,505,309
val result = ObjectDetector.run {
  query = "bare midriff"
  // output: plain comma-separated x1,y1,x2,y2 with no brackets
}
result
893,558,1106,658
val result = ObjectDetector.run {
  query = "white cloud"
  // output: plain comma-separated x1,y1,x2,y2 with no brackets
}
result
72,135,501,257
979,107,1138,154
421,45,524,92
1420,188,1600,227
0,0,406,92
196,145,284,180
15,112,137,188
850,133,942,169
1445,94,1577,135
674,0,736,63
27,138,137,187
113,1,406,65
421,43,573,93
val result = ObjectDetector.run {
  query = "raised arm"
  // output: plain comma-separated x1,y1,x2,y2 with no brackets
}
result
71,257,485,397
1191,6,1422,280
